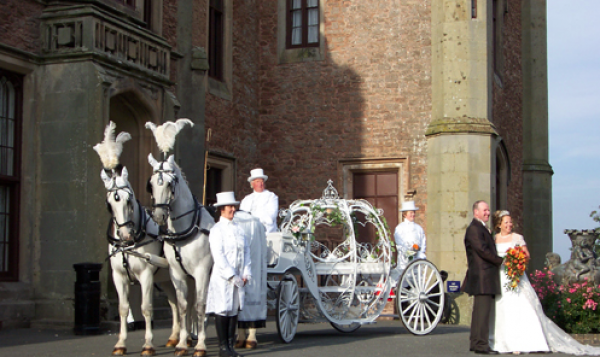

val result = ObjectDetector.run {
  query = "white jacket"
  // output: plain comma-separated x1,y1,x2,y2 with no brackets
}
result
240,189,279,233
206,217,252,315
234,211,268,325
394,220,427,270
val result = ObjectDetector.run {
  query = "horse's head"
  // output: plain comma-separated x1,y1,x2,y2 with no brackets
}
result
101,166,138,242
147,153,181,226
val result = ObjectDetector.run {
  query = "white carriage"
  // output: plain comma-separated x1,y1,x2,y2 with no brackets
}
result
266,180,445,343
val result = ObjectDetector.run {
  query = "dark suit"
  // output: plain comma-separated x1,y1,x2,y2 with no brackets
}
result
463,219,503,352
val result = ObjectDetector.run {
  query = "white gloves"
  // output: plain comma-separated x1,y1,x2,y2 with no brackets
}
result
231,276,244,288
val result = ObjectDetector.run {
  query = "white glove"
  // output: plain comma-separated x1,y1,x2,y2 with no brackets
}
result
231,276,244,288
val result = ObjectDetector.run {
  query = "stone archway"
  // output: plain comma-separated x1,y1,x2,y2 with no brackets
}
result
109,90,155,207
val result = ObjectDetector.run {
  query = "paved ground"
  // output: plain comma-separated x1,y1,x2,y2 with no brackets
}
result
0,320,570,357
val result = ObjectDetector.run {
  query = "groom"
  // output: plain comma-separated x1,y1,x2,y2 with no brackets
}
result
463,200,503,354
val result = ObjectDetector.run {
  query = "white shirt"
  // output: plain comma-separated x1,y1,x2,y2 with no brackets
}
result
394,220,427,270
240,189,279,233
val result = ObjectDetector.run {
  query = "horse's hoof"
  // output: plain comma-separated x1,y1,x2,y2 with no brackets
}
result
141,347,156,356
174,348,188,356
192,350,206,357
245,340,257,349
235,340,246,348
112,347,127,356
166,339,179,348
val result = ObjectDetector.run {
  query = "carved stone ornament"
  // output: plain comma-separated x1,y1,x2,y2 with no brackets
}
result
550,230,600,286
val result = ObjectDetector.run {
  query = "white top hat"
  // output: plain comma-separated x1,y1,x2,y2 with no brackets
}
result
214,191,240,207
247,168,268,182
399,201,419,212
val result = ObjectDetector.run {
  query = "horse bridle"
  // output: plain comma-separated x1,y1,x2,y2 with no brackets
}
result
147,162,179,214
106,186,137,228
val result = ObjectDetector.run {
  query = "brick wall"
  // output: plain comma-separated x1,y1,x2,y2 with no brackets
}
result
0,0,44,53
492,0,524,232
204,0,261,199
255,1,432,224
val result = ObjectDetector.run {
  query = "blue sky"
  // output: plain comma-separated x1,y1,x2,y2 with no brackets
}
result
548,2,600,261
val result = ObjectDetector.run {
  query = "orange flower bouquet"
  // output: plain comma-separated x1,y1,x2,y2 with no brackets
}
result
405,243,420,262
504,245,529,292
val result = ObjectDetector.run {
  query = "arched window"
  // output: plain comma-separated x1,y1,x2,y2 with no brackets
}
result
0,70,23,281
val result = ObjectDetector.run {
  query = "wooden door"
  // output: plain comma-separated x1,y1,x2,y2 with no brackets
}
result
352,171,398,243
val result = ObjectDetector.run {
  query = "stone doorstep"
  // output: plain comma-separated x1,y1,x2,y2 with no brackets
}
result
571,334,600,347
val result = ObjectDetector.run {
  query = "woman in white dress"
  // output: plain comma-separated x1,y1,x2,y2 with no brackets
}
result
207,192,252,357
490,210,600,355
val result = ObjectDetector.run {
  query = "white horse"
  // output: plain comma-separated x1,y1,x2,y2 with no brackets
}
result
146,154,215,357
102,167,182,356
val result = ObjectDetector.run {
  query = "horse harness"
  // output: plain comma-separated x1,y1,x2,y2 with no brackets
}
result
106,186,159,283
159,195,211,277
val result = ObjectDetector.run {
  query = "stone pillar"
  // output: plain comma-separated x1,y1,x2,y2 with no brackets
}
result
428,0,495,326
174,0,208,199
522,0,553,270
33,61,109,327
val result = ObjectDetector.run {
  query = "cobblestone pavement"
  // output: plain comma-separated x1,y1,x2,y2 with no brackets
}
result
0,320,570,357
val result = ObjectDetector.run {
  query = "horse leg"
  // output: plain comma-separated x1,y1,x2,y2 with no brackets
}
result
156,279,181,347
139,270,156,356
112,271,130,356
246,328,258,349
172,273,190,356
192,265,211,357
187,277,197,346
235,328,246,348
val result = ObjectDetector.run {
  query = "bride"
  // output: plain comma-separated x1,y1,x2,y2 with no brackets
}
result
490,210,600,355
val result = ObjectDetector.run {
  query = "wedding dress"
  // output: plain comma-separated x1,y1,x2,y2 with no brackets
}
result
490,234,600,355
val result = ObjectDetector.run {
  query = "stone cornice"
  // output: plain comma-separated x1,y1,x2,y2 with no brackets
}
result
522,160,553,174
39,4,171,84
425,117,498,137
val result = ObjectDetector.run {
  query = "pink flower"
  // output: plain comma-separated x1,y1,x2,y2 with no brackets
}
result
583,299,598,311
567,298,571,303
569,288,577,294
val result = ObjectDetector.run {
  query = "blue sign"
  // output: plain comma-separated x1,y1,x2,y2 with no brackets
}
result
447,280,461,293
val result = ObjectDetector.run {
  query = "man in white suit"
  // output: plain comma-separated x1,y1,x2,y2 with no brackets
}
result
236,168,278,349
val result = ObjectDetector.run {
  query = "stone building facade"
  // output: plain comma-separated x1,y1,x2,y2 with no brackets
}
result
0,0,551,329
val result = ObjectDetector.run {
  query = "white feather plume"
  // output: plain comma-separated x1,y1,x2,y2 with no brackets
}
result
93,121,132,170
145,119,194,154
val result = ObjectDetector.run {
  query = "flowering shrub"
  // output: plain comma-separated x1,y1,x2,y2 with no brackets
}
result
530,268,600,334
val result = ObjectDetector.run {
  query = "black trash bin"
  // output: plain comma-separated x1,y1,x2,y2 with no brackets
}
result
73,262,103,335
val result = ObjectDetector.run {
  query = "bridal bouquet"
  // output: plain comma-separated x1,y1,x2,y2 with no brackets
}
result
503,245,529,292
405,243,420,262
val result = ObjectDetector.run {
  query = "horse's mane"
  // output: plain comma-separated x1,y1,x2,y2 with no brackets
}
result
171,161,189,187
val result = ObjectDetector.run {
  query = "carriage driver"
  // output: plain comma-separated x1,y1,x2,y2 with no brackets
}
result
206,192,251,357
236,168,277,349
240,168,279,233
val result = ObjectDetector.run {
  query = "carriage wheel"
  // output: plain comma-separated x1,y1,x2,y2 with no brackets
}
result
276,275,299,343
330,322,361,333
397,260,445,335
